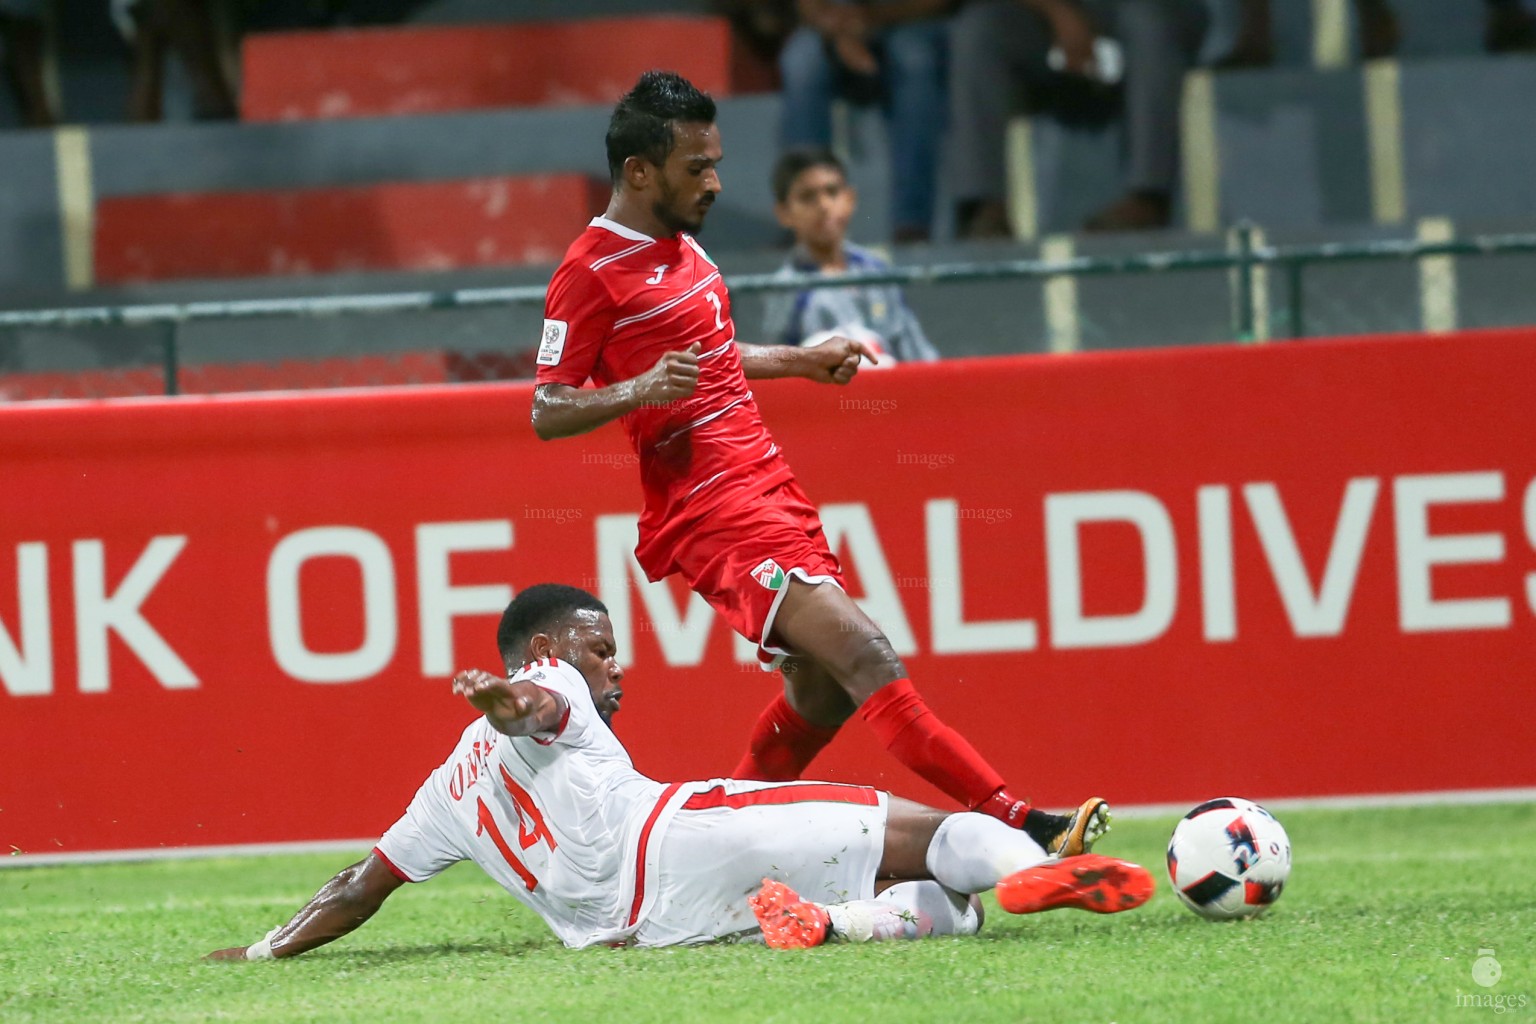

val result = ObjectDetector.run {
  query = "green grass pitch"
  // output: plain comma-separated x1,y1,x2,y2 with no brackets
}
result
2,802,1532,1023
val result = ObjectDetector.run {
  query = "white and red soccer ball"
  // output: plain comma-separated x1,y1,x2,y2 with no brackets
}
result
1167,797,1291,920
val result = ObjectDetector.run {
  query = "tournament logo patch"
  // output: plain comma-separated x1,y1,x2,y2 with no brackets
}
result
537,319,568,366
750,558,786,591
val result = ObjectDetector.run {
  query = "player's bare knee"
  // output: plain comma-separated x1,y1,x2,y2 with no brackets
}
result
833,629,906,702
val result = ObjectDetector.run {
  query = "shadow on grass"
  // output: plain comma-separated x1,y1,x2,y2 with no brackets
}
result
288,939,556,966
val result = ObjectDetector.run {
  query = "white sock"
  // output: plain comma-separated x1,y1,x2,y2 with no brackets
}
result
823,881,984,942
878,880,982,936
924,812,1048,894
825,899,933,943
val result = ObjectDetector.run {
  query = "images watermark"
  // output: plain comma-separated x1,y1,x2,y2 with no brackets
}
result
838,397,899,416
955,505,1014,525
522,505,585,526
580,451,641,469
895,450,956,470
1456,949,1531,1014
924,503,1017,525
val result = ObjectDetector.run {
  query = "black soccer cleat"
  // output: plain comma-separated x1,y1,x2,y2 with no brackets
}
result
1026,798,1112,858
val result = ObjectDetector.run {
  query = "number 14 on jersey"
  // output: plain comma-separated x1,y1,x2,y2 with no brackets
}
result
475,766,557,891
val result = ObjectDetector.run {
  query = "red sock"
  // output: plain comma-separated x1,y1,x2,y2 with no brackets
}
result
733,692,841,781
974,787,1033,828
859,679,1006,810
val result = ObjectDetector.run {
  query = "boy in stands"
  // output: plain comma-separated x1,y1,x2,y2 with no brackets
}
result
763,146,939,365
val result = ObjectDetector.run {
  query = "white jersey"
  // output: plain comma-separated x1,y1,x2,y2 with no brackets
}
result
376,658,890,948
375,658,672,947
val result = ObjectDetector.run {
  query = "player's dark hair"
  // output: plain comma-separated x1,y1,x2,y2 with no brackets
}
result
771,146,848,203
497,584,609,664
606,70,717,184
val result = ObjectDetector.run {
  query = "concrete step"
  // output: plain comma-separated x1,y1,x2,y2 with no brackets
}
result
94,174,609,283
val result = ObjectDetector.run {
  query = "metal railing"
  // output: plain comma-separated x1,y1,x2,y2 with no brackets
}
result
3,225,1535,396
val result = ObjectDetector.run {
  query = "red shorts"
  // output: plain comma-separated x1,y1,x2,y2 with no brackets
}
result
669,478,845,662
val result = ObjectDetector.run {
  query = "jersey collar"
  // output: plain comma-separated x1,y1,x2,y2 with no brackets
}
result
590,216,660,243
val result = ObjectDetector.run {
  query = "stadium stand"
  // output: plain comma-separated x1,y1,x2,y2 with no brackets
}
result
3,0,1536,397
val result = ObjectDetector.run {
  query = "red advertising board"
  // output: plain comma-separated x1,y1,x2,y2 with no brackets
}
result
2,329,1533,856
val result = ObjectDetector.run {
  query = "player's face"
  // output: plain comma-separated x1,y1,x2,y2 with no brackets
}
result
553,610,625,725
775,165,855,253
653,121,722,235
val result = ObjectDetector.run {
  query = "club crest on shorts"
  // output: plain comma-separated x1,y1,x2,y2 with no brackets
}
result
750,558,786,591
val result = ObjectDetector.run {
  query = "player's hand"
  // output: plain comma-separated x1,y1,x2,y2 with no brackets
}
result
204,947,252,961
832,33,879,76
453,670,534,720
633,342,701,407
802,335,876,385
809,0,863,37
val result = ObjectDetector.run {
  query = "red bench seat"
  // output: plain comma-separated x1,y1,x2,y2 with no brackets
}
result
94,174,608,283
241,16,767,122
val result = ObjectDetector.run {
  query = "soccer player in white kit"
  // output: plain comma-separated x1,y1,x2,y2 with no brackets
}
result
207,585,1152,959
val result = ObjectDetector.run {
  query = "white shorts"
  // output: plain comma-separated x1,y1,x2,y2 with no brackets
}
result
633,779,889,946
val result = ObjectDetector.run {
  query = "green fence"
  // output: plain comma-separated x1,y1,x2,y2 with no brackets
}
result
3,226,1535,397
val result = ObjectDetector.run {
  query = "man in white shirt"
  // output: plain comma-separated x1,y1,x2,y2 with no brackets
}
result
206,584,1151,958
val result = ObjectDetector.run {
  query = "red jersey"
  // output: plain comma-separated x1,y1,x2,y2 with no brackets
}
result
536,217,793,579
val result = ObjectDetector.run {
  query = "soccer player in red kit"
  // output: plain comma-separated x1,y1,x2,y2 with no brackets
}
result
531,71,1104,852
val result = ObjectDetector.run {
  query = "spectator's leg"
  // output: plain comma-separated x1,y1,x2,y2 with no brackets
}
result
1211,0,1273,69
948,0,1053,238
879,18,949,242
127,1,167,122
148,0,237,119
1485,0,1536,52
1353,0,1399,60
1086,0,1208,232
779,25,837,147
0,11,55,127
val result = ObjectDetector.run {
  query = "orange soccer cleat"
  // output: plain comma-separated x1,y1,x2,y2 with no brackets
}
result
749,878,832,949
995,854,1155,915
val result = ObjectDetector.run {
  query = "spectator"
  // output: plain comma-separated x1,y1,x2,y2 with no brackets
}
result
711,0,797,69
1216,0,1394,67
779,0,957,243
115,0,237,121
1486,0,1536,50
1217,0,1535,66
950,0,1209,235
763,147,939,365
0,0,53,126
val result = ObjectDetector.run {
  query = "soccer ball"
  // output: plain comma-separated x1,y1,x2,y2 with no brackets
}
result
1166,797,1291,920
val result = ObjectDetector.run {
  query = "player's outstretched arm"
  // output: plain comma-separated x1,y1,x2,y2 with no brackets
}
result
739,336,874,384
531,342,702,439
204,853,404,961
453,669,568,738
